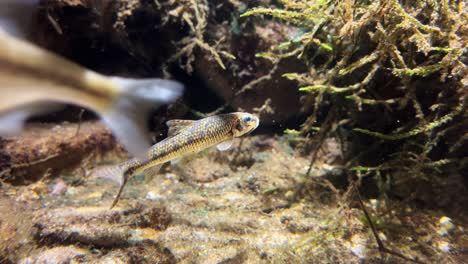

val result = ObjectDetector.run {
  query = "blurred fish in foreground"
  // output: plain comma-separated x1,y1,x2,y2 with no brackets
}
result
0,0,184,158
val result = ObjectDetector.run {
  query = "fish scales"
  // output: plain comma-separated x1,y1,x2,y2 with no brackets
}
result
107,112,260,208
127,114,236,176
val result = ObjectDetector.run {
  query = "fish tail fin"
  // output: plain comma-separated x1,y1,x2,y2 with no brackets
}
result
110,171,130,209
91,161,129,185
102,77,183,159
91,159,137,209
110,163,162,208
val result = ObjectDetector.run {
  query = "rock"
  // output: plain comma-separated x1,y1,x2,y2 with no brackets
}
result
19,246,88,264
437,241,451,253
437,216,455,236
0,198,35,263
2,135,461,263
92,243,175,264
18,243,175,264
348,234,368,260
158,225,247,263
50,178,68,196
33,204,170,247
0,122,117,184
146,191,165,202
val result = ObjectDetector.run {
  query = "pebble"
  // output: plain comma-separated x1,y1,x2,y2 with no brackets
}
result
437,241,451,253
146,191,165,202
437,216,455,236
349,234,367,259
51,179,68,196
19,246,88,264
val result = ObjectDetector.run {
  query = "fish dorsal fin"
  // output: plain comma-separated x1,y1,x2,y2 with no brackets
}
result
166,119,195,137
216,140,234,151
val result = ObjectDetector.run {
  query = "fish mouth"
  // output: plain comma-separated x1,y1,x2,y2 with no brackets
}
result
252,116,260,129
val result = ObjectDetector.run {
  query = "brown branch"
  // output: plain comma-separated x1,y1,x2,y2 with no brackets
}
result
74,108,86,138
353,183,425,264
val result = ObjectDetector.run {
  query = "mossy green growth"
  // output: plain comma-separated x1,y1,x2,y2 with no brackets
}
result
393,63,444,78
283,129,301,137
242,0,467,203
353,99,464,140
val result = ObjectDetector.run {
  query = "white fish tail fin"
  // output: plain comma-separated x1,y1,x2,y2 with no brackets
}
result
0,111,29,137
91,161,130,185
103,77,183,159
91,159,136,209
0,0,39,38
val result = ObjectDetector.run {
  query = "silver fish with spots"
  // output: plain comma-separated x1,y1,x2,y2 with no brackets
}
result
97,112,260,208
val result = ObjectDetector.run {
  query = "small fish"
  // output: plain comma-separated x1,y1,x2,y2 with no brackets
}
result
0,0,183,158
96,112,260,208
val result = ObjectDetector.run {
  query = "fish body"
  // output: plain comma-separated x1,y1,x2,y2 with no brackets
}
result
0,1,183,158
104,112,260,208
0,31,117,113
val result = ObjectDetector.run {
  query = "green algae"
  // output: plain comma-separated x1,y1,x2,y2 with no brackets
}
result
241,0,467,206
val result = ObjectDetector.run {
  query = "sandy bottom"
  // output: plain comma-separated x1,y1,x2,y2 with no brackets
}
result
0,126,466,263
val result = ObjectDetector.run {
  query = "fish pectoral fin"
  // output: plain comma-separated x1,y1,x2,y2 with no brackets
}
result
93,158,138,210
143,164,162,183
166,119,195,137
90,160,131,185
216,140,234,151
170,158,182,165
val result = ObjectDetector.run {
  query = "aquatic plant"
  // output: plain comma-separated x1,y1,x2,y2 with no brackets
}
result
242,0,467,204
242,1,467,260
163,0,236,73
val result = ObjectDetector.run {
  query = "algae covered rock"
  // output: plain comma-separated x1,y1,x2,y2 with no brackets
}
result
33,204,171,246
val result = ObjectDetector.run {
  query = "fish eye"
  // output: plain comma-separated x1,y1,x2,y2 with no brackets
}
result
243,116,252,123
